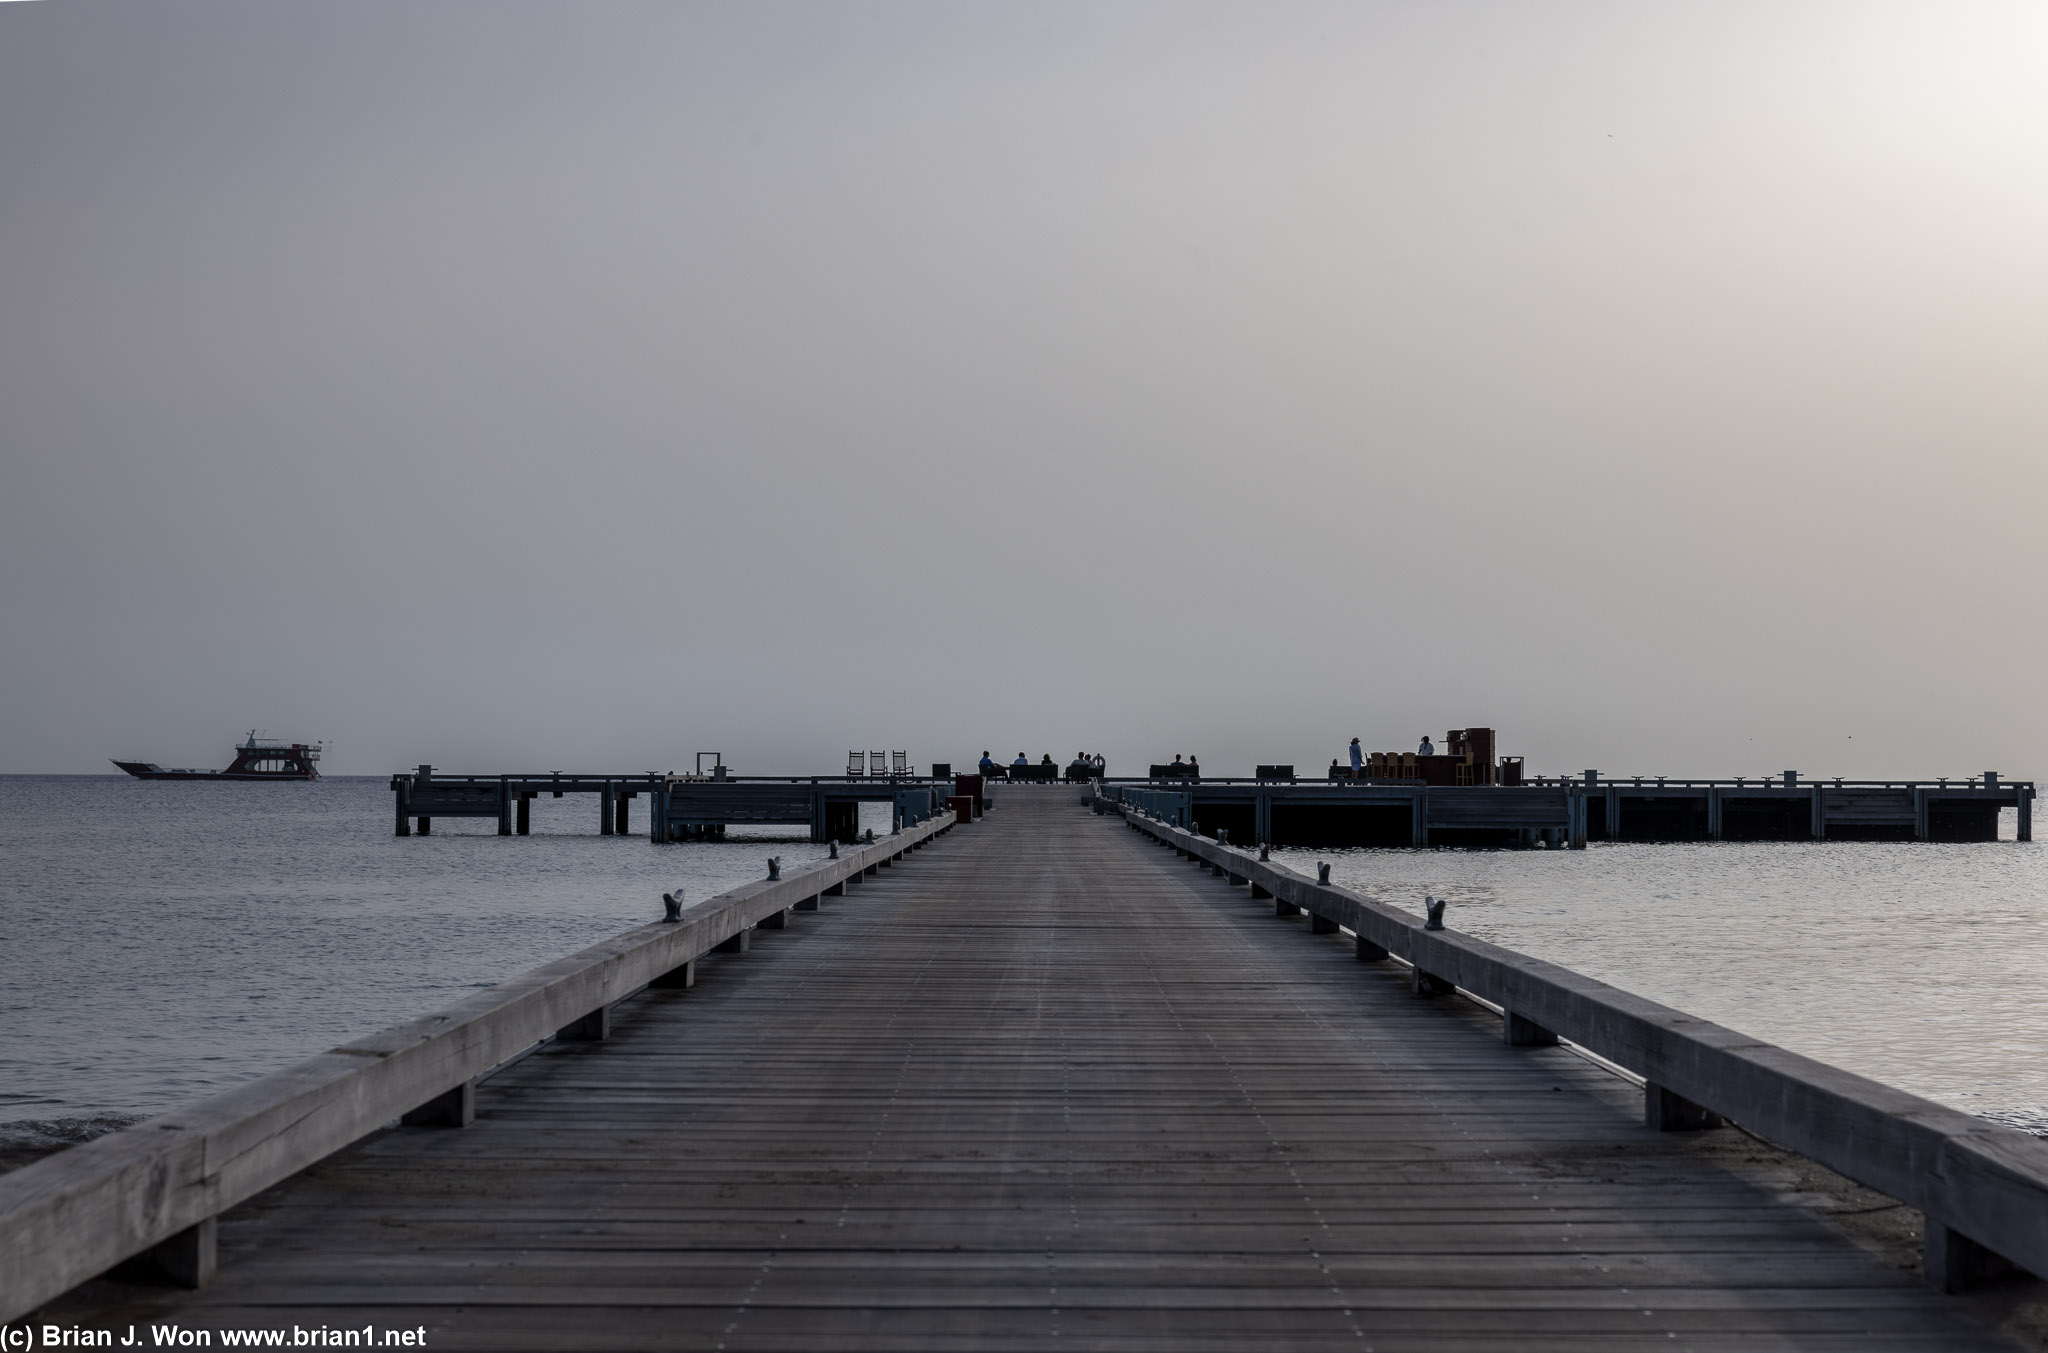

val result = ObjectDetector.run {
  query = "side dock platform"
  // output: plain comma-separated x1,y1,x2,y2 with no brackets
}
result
1101,772,2032,847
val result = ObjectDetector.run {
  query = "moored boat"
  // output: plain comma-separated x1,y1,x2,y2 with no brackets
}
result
112,732,322,781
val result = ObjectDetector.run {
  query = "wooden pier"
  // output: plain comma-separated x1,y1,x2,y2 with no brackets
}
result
10,789,2046,1348
1103,772,2033,847
389,766,946,842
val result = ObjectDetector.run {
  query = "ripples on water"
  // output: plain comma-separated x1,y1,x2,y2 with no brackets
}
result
1275,820,2047,1134
0,775,889,1125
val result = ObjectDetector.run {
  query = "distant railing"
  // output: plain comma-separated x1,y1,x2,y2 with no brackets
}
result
1093,773,2031,792
1111,799,2048,1294
0,814,956,1322
1528,773,2029,792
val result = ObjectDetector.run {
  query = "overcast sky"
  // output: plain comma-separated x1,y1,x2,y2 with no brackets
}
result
2,1,2043,779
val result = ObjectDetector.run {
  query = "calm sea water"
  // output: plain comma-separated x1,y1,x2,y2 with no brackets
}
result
3,778,2041,1143
1275,817,2047,1135
0,776,889,1131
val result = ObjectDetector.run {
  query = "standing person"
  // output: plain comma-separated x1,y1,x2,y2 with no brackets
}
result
1348,737,1363,779
1418,734,1435,757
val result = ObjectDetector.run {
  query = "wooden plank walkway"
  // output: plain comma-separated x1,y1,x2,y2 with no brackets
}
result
45,790,2020,1350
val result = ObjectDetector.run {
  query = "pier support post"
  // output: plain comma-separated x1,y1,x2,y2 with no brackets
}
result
1913,787,1930,841
600,781,614,835
402,1080,476,1127
1411,967,1455,997
395,784,411,836
1604,786,1619,842
558,1005,611,1042
1503,1011,1558,1046
616,792,629,835
150,1217,217,1290
1411,791,1428,847
2020,786,2033,842
1706,787,1722,840
1925,1223,2017,1294
1644,1082,1722,1131
650,959,696,989
497,777,512,835
1567,794,1587,849
1810,785,1824,840
517,794,532,835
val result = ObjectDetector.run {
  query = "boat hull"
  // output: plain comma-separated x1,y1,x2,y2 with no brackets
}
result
111,760,317,781
111,738,321,781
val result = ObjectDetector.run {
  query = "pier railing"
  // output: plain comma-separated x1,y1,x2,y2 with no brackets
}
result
1111,799,2048,1293
0,814,956,1323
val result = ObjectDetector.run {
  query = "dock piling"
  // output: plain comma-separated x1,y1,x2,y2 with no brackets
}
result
401,1081,475,1128
148,1218,216,1290
1411,968,1454,996
557,1006,611,1042
1645,1082,1722,1131
1926,1223,2018,1295
1503,1011,1559,1046
649,958,696,989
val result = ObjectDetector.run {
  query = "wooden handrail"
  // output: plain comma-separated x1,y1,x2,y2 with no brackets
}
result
0,815,955,1321
1116,802,2048,1292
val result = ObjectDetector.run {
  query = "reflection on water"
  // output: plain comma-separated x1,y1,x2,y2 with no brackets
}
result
0,775,891,1119
1275,829,2048,1133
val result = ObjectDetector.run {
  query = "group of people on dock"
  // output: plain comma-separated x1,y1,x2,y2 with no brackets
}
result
976,750,1103,783
974,749,1105,781
1336,734,1437,778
